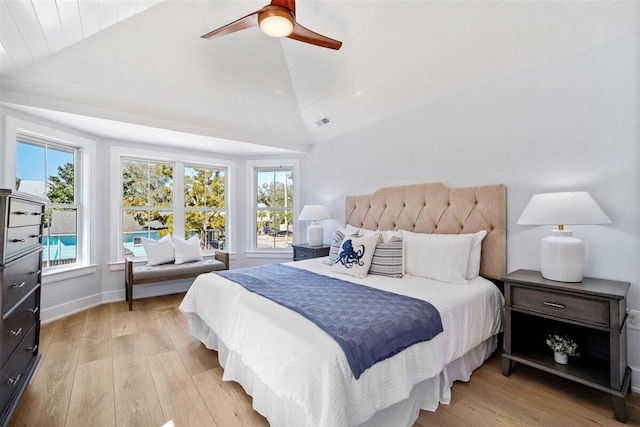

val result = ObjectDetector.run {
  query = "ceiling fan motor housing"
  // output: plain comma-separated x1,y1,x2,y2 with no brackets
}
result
258,6,295,38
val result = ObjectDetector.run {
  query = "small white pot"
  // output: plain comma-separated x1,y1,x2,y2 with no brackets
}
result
554,351,568,365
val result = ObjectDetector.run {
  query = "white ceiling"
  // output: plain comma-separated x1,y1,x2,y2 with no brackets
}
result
1,0,639,155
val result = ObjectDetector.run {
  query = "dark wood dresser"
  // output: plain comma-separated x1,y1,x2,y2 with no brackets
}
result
0,189,44,426
502,269,631,422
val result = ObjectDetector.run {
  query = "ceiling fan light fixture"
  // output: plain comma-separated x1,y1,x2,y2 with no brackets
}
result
258,8,294,38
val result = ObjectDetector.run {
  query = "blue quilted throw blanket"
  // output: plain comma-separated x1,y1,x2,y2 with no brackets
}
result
217,264,443,379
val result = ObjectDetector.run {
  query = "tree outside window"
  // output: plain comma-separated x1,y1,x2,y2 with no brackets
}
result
256,168,293,249
15,140,79,268
184,166,226,251
121,159,174,257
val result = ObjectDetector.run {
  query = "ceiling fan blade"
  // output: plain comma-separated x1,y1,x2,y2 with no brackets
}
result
270,0,296,15
201,11,259,39
288,23,342,50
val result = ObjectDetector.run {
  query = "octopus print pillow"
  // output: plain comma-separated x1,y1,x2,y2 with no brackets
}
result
330,234,379,278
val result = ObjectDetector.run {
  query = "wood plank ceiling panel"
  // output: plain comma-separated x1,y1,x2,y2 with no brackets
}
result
1,0,638,152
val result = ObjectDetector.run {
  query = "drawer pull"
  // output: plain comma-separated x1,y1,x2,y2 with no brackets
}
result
30,270,42,275
12,238,26,243
543,302,565,309
32,212,44,216
27,345,38,353
30,234,42,239
7,374,21,386
11,281,26,289
28,306,39,314
14,211,29,215
9,328,23,337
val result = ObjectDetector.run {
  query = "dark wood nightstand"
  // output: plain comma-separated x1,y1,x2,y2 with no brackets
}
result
292,243,330,261
502,269,631,422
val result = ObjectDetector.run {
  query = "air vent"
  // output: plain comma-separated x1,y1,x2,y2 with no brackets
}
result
315,116,332,127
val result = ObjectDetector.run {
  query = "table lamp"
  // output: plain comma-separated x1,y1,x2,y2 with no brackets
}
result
298,205,331,247
516,191,611,282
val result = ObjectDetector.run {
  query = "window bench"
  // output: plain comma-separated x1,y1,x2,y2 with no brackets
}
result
125,250,229,311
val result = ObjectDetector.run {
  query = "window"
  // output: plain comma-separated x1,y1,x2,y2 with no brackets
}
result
245,159,299,255
112,146,233,262
15,136,81,269
184,165,227,251
255,167,294,249
121,159,174,258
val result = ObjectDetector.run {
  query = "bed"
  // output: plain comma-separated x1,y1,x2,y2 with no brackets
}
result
180,182,506,427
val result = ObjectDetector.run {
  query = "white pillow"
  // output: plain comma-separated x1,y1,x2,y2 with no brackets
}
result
141,235,175,266
403,231,474,284
345,224,373,236
466,230,488,280
330,234,379,278
173,235,203,264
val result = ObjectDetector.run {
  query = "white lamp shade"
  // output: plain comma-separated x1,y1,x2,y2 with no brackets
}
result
298,205,331,221
517,191,611,283
517,192,611,226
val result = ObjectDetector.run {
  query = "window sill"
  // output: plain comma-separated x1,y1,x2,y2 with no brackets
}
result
43,264,98,285
245,250,293,260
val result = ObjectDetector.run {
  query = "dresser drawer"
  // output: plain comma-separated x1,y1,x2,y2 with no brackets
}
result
7,199,44,228
1,250,41,314
0,323,38,413
511,285,609,327
1,288,39,366
6,225,42,260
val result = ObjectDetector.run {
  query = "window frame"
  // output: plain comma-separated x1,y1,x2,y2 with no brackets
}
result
3,115,97,281
246,159,299,257
110,146,235,264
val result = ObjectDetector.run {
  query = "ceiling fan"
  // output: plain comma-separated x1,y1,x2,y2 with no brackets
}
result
201,0,342,50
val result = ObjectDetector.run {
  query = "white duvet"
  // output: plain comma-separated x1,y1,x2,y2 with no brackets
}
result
179,257,504,427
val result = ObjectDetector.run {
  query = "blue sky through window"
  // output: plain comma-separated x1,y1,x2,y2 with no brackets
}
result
16,141,73,183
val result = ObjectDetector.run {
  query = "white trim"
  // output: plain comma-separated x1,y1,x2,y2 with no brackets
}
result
632,366,640,393
42,264,98,284
3,114,97,269
41,292,103,324
245,251,294,260
110,145,236,262
246,158,300,253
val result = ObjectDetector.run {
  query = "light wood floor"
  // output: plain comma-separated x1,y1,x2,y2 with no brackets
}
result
8,293,640,427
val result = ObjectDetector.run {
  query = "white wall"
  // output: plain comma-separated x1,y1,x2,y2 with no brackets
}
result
301,35,640,389
0,107,299,322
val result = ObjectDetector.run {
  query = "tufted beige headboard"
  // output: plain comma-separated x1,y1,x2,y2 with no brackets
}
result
345,183,506,280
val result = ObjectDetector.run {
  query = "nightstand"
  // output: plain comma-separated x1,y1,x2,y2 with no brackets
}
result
292,243,330,261
502,269,631,422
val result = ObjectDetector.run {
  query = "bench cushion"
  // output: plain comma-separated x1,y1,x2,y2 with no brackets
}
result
132,258,226,281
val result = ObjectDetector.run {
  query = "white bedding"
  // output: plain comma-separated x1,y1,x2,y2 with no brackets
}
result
179,257,504,427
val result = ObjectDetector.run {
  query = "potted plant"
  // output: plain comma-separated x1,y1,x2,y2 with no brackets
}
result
546,334,580,364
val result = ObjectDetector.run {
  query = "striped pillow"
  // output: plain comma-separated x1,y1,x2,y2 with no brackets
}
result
327,229,346,264
369,236,404,278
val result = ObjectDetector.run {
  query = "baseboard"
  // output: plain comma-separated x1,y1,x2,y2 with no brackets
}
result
632,366,640,393
41,280,193,324
41,293,104,324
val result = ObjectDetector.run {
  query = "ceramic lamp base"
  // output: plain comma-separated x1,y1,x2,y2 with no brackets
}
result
307,222,323,247
540,229,585,282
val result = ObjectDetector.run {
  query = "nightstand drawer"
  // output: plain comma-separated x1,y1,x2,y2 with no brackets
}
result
511,286,609,327
294,248,314,260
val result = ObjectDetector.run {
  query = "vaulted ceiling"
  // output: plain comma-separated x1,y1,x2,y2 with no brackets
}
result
1,1,638,155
